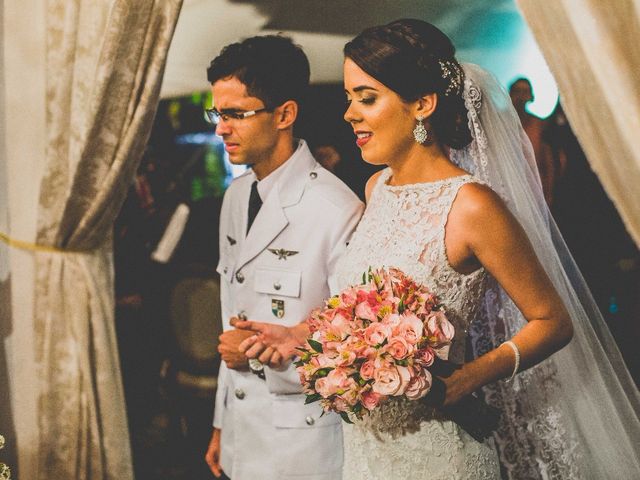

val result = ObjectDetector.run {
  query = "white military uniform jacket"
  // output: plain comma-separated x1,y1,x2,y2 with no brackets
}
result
214,140,363,480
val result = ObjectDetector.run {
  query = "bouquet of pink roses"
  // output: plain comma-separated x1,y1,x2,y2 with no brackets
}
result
295,267,455,423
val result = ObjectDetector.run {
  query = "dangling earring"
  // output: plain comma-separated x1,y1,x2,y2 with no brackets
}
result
413,115,431,144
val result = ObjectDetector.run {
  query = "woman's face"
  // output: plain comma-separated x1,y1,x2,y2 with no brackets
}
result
343,57,418,166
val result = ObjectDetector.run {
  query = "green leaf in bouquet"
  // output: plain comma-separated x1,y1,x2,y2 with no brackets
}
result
398,296,406,314
339,411,354,424
362,271,367,284
314,367,332,378
307,338,324,353
305,393,322,404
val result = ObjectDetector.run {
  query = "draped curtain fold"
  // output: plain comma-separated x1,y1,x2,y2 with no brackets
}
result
34,1,182,478
517,0,640,247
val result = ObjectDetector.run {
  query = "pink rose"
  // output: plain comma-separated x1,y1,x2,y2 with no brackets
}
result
360,360,376,380
384,336,413,360
372,364,412,396
361,390,384,411
364,322,391,346
416,347,436,367
405,369,432,400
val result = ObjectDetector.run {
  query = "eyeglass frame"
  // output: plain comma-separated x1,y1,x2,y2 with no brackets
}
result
204,106,273,125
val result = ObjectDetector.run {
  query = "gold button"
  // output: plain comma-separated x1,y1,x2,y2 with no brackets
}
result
309,172,318,179
235,389,246,400
235,271,245,283
273,281,282,291
305,415,315,426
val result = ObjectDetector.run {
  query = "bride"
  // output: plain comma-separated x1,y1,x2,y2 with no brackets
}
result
235,19,640,479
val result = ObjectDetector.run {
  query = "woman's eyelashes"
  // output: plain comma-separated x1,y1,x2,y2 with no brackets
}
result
345,96,376,106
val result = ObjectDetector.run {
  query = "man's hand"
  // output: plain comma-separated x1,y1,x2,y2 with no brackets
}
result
218,329,254,370
204,427,222,477
232,317,310,368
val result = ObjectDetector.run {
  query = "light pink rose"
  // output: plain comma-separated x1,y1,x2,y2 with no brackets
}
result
405,369,432,400
326,368,355,394
384,336,413,360
416,347,436,367
314,377,333,398
364,322,392,346
393,313,424,344
361,390,384,411
426,311,455,344
372,364,412,396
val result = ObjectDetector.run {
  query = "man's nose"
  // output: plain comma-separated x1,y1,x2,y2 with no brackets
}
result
215,120,232,136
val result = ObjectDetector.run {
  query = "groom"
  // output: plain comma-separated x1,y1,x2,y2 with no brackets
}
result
204,35,363,479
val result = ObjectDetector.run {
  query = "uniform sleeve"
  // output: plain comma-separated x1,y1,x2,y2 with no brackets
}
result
213,362,228,428
327,198,365,295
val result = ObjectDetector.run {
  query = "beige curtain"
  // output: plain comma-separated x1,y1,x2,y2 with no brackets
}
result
34,1,182,478
517,0,640,246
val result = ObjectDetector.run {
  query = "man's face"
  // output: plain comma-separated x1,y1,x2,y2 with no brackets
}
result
509,80,533,111
211,76,278,167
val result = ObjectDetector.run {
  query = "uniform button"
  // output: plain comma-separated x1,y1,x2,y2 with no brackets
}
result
309,171,318,179
273,281,281,291
235,388,246,400
235,271,245,283
305,415,315,426
223,267,228,274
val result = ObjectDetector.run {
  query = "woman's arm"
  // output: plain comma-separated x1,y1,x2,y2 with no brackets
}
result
440,183,573,405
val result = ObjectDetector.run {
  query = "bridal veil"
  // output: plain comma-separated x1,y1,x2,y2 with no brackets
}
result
451,63,640,479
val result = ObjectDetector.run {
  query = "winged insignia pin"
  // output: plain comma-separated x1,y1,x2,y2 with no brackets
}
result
227,235,237,245
268,248,299,260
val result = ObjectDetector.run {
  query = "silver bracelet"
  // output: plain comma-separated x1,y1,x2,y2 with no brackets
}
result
503,340,520,382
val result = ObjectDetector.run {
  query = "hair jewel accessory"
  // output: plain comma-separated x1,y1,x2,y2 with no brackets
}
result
438,59,463,97
413,114,430,144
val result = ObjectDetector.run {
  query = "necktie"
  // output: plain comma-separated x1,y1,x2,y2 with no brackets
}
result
247,180,262,233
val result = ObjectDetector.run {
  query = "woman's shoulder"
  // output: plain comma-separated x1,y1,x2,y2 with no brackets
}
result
453,180,511,225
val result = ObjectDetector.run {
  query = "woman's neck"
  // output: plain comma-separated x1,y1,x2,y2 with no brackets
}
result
386,143,464,186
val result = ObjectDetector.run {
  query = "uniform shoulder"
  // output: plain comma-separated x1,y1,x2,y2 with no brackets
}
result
307,166,363,211
225,169,253,194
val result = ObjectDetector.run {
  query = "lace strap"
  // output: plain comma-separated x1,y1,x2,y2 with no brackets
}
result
369,168,393,201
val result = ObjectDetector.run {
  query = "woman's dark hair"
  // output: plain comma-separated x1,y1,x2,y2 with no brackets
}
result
344,19,472,149
207,35,310,109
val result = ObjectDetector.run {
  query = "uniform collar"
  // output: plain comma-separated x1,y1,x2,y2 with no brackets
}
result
250,139,316,208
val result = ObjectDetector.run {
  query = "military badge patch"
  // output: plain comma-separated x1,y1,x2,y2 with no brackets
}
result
271,299,285,318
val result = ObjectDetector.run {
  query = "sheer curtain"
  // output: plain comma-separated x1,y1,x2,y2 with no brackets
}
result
30,1,182,478
517,0,640,247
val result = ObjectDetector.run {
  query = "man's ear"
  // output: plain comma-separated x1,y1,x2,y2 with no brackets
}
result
413,92,438,120
275,100,298,130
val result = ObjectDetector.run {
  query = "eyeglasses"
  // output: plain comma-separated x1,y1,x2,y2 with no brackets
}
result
204,106,271,125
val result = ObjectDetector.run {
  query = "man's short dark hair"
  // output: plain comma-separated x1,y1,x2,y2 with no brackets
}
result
207,35,310,109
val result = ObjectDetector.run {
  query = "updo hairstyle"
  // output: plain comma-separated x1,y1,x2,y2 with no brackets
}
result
344,19,472,149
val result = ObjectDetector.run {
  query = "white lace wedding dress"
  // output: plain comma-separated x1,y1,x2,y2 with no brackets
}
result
335,168,501,479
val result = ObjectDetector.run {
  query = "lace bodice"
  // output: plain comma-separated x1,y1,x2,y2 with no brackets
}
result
336,169,500,479
336,168,487,364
